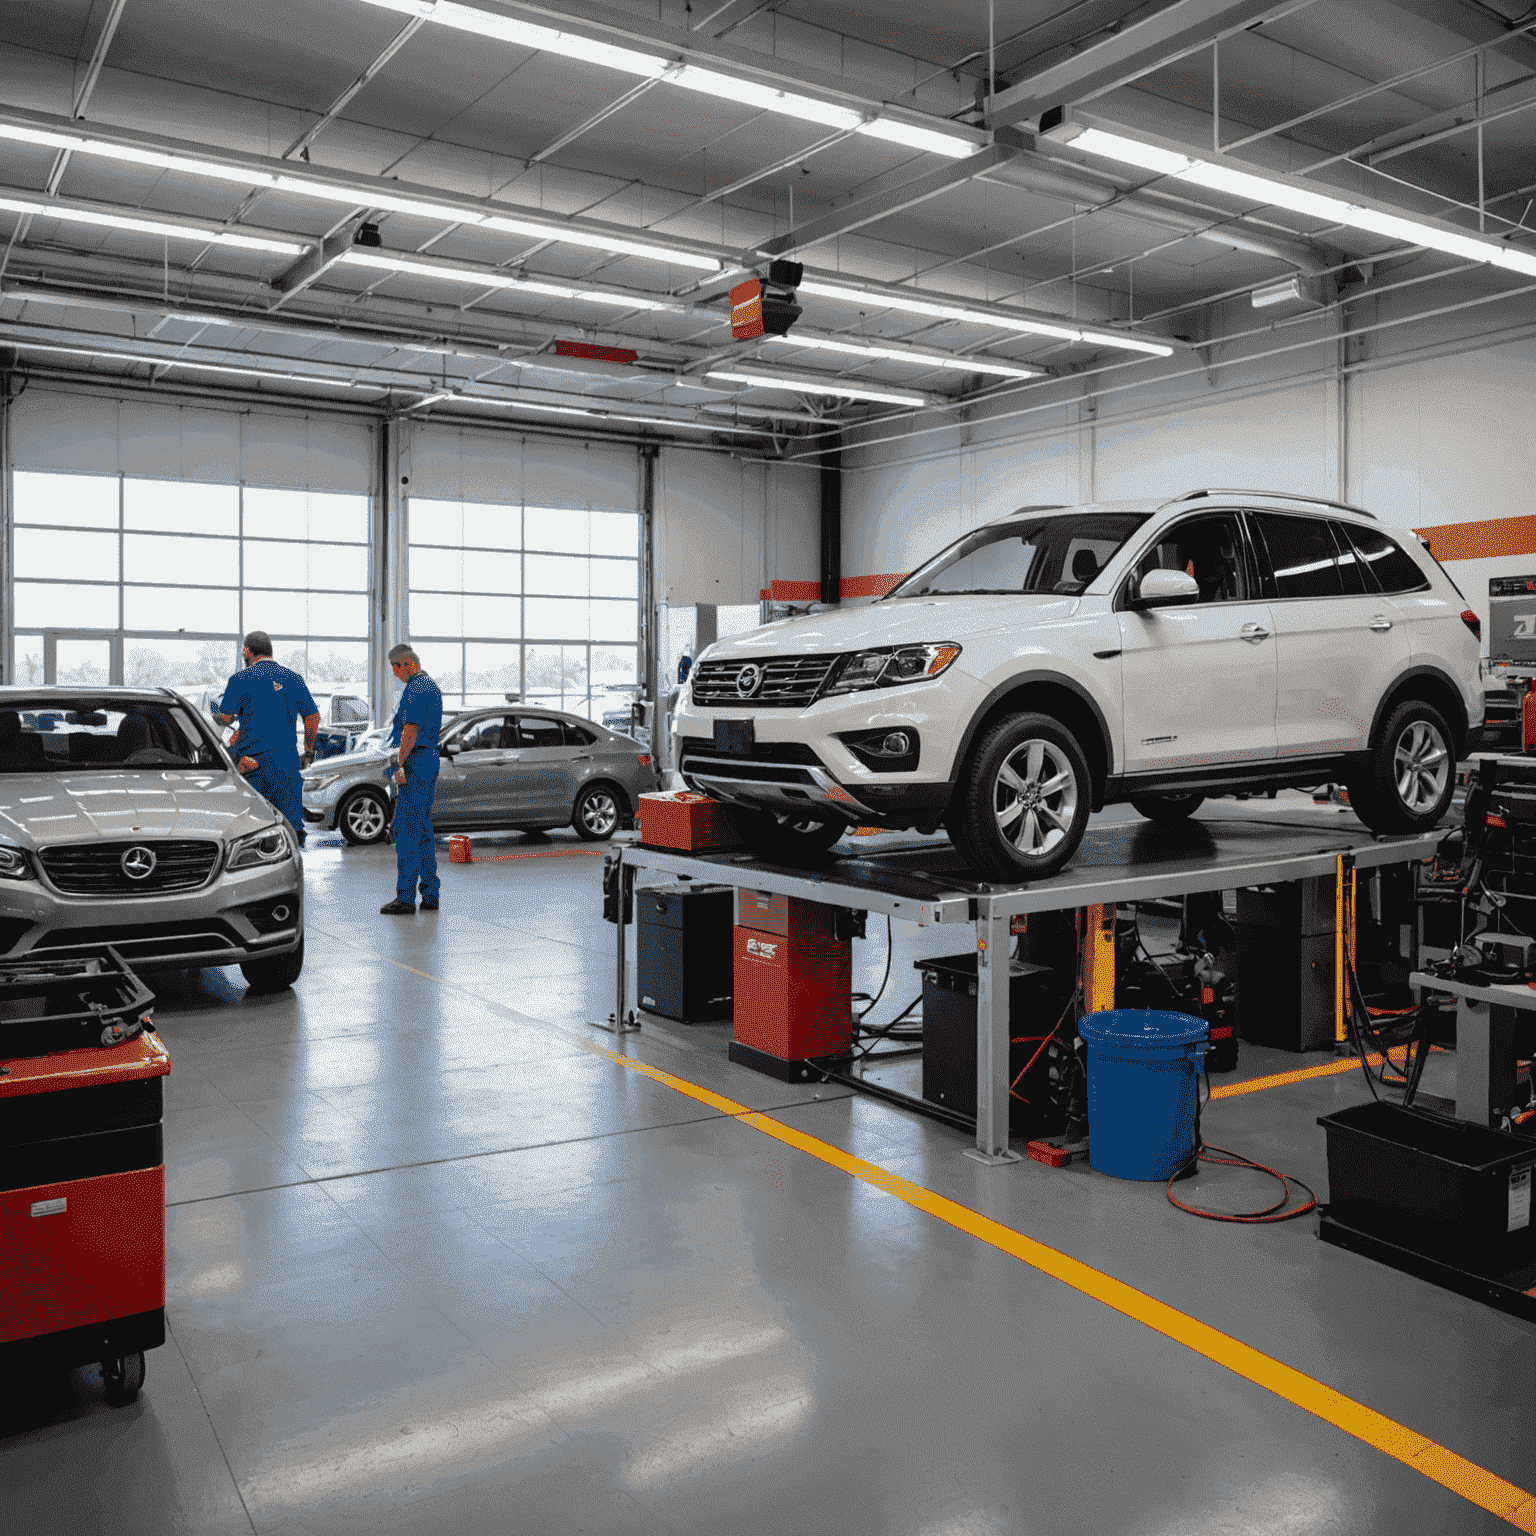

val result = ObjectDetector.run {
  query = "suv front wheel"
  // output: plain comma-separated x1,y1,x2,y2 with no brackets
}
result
947,712,1091,881
1346,699,1455,833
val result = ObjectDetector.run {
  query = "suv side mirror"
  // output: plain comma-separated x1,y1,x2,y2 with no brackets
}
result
1130,568,1200,609
441,740,462,758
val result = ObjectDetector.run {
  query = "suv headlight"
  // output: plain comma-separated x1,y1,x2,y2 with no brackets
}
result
0,845,33,881
822,644,961,696
303,773,339,793
227,825,295,871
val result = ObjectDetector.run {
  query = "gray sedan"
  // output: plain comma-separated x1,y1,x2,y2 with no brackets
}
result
301,705,661,846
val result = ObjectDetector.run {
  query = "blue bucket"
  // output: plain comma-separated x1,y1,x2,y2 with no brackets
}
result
1079,1009,1209,1181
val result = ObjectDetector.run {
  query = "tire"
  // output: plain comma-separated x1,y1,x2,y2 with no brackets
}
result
338,788,391,846
1346,699,1456,833
734,807,847,864
102,1352,145,1407
572,784,622,841
946,712,1091,881
1131,791,1205,824
241,937,304,993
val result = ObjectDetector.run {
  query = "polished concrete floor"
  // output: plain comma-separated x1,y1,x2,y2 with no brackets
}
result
5,815,1534,1535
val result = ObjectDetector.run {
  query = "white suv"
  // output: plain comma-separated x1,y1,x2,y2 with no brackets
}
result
673,491,1481,880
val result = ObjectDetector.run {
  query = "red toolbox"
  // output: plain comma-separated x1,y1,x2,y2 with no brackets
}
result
0,950,168,1405
637,791,740,851
729,890,852,1081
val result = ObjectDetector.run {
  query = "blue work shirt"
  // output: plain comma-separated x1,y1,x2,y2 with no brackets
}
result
219,659,318,772
390,671,443,762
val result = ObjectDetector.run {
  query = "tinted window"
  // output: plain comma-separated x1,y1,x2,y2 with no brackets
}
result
1128,513,1251,603
1329,521,1369,594
1341,523,1430,594
1255,514,1342,599
563,722,598,747
0,698,222,774
886,512,1149,598
517,716,565,749
456,715,512,752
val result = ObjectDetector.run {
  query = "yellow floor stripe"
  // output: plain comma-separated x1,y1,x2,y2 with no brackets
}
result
1212,1055,1377,1099
348,941,1536,1530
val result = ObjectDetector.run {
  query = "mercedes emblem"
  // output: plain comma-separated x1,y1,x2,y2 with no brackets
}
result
735,663,762,698
120,845,157,881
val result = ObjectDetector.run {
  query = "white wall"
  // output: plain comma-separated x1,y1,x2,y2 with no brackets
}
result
842,296,1536,631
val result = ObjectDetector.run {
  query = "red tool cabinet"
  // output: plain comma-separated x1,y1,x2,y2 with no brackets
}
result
729,891,851,1080
0,952,168,1406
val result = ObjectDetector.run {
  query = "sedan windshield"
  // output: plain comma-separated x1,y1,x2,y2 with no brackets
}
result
0,698,227,774
886,511,1151,599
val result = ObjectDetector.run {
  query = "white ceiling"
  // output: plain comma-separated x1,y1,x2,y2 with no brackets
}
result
1,0,1532,447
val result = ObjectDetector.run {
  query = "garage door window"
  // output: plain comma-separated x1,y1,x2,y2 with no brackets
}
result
10,472,371,707
408,498,640,720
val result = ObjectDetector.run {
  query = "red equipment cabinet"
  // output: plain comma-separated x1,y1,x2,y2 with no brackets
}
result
0,953,168,1406
729,891,852,1080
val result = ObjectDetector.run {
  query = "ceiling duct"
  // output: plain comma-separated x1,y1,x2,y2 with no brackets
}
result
1251,275,1327,313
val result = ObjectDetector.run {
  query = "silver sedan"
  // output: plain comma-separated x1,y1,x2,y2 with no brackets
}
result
301,705,661,845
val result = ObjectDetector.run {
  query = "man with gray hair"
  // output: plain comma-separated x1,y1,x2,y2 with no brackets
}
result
380,643,444,914
215,631,319,844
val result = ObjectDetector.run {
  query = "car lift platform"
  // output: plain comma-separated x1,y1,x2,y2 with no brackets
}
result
600,803,1447,1164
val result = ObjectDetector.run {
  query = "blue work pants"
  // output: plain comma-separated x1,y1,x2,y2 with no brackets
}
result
247,755,305,845
394,753,440,905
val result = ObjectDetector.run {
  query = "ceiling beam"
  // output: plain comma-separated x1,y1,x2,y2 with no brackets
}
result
284,16,426,163
753,142,1018,257
982,0,1303,127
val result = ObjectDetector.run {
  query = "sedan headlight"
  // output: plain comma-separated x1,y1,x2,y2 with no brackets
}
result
303,773,340,793
0,845,33,881
227,825,294,871
821,644,962,696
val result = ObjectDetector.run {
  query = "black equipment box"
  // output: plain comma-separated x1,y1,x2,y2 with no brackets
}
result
636,883,734,1023
1235,881,1335,1052
1488,574,1536,667
915,954,1067,1137
1320,1101,1536,1280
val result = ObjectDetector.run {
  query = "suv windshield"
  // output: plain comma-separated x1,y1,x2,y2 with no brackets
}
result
886,511,1151,599
0,697,226,774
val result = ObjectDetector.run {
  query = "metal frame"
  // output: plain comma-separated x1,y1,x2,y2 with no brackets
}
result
600,816,1445,1161
1409,970,1536,1129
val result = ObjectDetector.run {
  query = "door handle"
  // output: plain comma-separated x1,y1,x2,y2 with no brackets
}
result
1239,623,1271,642
1368,616,1394,631
573,754,593,762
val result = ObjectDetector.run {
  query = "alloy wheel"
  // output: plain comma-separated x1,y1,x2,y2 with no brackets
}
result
580,790,619,837
994,739,1079,857
1393,719,1449,813
345,794,387,841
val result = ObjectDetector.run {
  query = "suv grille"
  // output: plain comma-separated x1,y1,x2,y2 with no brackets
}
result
691,654,839,708
40,840,221,896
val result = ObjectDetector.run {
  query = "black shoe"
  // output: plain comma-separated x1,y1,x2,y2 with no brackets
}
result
420,899,439,911
380,899,415,915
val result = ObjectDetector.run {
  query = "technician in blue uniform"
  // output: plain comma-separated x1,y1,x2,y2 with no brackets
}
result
380,643,444,915
215,631,319,844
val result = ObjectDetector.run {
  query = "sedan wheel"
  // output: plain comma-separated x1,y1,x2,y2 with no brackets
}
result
573,785,621,841
339,788,390,846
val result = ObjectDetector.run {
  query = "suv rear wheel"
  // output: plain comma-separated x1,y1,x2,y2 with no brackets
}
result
734,808,846,863
947,712,1090,880
1131,791,1205,824
1346,699,1455,833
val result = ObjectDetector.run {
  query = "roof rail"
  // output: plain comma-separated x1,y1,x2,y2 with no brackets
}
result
1170,489,1377,521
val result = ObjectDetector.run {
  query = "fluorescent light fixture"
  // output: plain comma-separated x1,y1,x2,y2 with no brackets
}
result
0,193,306,254
767,333,1041,379
797,278,1175,356
854,118,976,159
707,368,927,406
7,338,368,389
0,121,719,270
1048,120,1536,282
353,0,974,155
444,393,722,434
479,214,719,271
339,249,673,310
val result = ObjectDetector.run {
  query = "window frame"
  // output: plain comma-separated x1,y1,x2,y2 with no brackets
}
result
1114,508,1262,611
1247,509,1352,603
